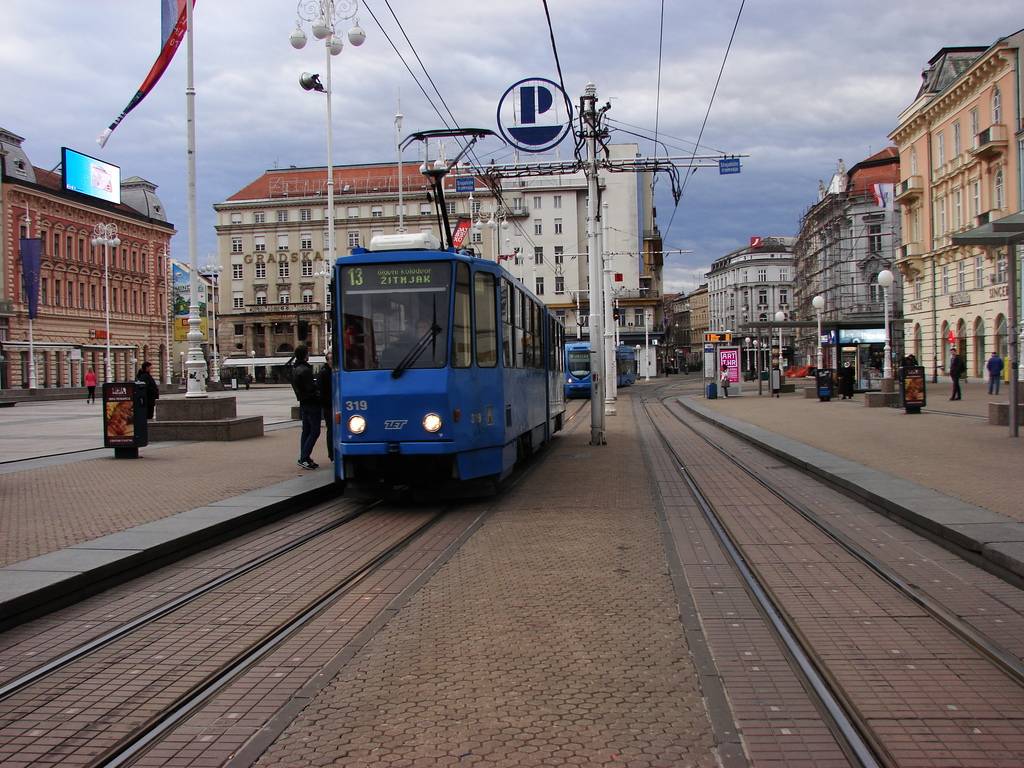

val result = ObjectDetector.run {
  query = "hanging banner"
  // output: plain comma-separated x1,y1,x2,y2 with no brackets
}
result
19,238,42,319
451,217,472,249
97,0,195,148
171,261,207,341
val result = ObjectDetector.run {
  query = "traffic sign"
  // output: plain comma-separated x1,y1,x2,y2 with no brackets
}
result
718,157,741,175
455,177,475,193
496,78,573,153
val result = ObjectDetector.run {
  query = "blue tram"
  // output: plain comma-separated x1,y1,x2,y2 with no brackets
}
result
564,341,637,399
330,232,566,490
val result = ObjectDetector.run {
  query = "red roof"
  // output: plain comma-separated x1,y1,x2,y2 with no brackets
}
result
847,147,899,196
227,162,476,202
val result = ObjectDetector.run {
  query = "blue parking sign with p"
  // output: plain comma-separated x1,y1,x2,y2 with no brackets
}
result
497,77,573,153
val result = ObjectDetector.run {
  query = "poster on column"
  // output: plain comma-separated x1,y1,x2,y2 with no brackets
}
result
171,261,208,342
718,347,740,386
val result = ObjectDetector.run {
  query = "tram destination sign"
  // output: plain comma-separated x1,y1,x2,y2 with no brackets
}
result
343,263,450,293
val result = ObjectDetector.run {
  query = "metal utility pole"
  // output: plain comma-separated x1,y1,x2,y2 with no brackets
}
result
602,199,616,415
582,83,605,445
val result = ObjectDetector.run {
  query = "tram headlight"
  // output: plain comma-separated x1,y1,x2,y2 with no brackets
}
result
348,414,367,434
422,412,442,433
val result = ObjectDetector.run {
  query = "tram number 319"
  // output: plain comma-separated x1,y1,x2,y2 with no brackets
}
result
344,400,368,411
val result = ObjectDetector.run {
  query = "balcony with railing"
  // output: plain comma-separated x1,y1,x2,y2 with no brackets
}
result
970,123,1007,159
894,175,923,203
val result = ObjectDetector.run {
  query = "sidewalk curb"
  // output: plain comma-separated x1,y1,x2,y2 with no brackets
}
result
0,472,340,630
676,396,1024,583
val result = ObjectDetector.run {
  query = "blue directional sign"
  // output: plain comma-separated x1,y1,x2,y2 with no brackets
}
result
718,157,741,175
496,77,573,153
455,177,475,193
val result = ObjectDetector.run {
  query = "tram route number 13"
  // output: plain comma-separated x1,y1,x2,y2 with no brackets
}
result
345,400,368,411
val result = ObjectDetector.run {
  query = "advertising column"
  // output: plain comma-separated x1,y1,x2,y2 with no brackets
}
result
718,346,741,395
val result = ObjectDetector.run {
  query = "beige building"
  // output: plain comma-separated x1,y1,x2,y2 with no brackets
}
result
890,31,1023,380
687,284,709,363
212,148,662,373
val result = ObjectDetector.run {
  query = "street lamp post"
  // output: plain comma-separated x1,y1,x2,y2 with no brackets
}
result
201,262,223,382
314,264,332,357
291,0,365,321
163,246,172,384
812,294,825,370
643,309,651,382
744,336,751,378
774,310,786,373
91,223,120,383
878,269,894,380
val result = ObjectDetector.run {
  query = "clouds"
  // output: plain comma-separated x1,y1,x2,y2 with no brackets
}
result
2,1,1020,292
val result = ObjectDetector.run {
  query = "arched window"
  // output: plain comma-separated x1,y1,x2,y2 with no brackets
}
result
994,167,1005,211
956,318,967,367
995,314,1008,358
992,86,1002,125
973,317,986,376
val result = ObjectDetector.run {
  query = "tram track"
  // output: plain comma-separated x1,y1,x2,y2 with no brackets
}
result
0,501,449,766
639,391,1024,768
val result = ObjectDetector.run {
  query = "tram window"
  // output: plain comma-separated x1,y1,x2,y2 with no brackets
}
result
474,272,498,367
453,263,472,368
515,288,526,368
340,262,450,371
531,303,541,368
501,279,513,368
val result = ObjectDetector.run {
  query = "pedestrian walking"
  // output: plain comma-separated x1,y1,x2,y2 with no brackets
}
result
319,354,334,462
290,345,321,470
719,368,730,398
134,361,160,419
949,348,965,400
987,351,1004,395
84,368,97,404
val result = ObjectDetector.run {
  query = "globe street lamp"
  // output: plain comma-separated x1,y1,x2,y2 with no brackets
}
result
291,1,365,285
201,262,223,382
313,264,332,357
91,223,120,383
774,310,786,372
877,269,894,380
812,294,825,370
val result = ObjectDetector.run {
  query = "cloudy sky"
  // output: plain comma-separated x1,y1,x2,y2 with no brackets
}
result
2,1,1020,292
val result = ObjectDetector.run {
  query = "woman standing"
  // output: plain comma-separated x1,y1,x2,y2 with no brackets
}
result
84,368,97,404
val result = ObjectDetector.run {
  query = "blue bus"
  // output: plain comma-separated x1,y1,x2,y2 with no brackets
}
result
331,233,566,491
564,341,637,399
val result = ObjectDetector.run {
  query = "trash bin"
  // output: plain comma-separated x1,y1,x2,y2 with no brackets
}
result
706,381,718,399
815,369,833,402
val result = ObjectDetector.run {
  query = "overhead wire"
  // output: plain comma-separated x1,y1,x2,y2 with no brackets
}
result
662,0,747,245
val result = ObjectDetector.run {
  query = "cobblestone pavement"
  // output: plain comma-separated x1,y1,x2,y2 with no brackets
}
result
0,426,327,567
696,379,1023,521
256,404,721,767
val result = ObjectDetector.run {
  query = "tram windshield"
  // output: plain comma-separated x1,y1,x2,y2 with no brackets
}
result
340,262,450,371
567,349,590,378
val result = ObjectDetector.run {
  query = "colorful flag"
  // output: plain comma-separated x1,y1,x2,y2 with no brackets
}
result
451,217,472,249
97,1,194,148
871,183,894,209
19,238,43,319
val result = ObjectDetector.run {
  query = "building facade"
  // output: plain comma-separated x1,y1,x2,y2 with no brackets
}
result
793,150,904,387
707,237,796,363
889,31,1024,380
687,284,709,366
212,146,663,370
0,128,175,389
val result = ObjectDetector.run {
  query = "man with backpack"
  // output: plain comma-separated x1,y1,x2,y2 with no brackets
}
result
290,345,321,469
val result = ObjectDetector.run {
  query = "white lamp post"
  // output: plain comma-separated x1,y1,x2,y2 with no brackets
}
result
812,294,825,370
292,0,365,316
314,264,332,357
644,309,651,382
91,223,120,384
201,262,223,382
878,269,894,380
744,336,751,377
774,310,786,372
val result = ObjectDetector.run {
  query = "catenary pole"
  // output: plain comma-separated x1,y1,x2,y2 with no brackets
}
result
602,199,616,413
583,83,605,445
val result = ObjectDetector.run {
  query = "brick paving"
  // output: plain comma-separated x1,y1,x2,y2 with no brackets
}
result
255,403,720,768
697,379,1024,521
0,427,322,568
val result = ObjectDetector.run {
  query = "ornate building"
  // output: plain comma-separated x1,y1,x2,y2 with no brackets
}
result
0,128,175,389
889,31,1023,380
792,150,903,383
